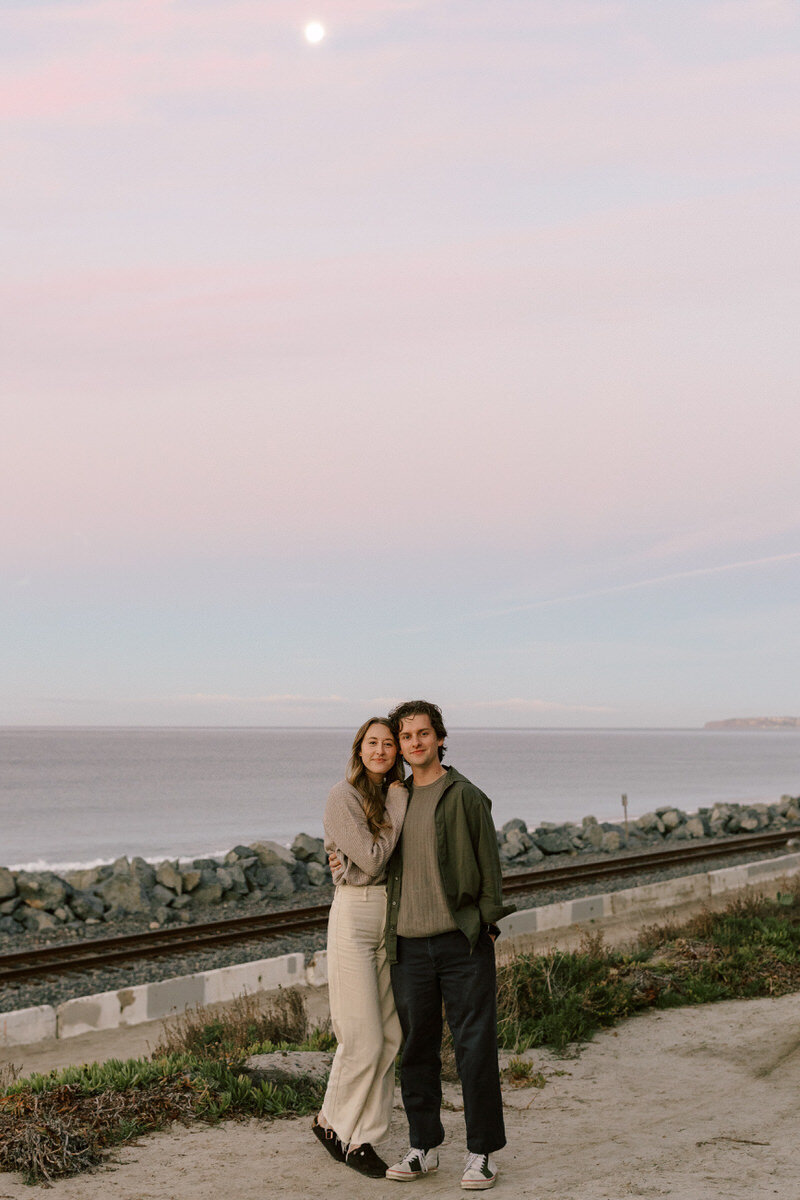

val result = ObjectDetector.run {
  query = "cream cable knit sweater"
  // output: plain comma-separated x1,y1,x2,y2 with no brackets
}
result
323,779,408,886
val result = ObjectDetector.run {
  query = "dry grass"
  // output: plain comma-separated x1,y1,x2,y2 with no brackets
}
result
0,1064,20,1092
153,987,311,1059
0,1078,198,1184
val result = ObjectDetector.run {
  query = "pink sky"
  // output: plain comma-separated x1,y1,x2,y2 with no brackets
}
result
2,0,799,726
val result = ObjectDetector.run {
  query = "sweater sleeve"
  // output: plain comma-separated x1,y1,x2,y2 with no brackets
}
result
324,781,408,882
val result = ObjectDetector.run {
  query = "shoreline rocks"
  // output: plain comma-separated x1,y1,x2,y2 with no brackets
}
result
0,833,332,942
1,796,799,943
495,795,800,866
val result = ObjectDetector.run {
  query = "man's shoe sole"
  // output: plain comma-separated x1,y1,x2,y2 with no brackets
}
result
461,1174,497,1190
386,1166,439,1181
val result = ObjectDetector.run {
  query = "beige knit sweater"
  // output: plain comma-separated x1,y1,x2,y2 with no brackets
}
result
323,779,408,886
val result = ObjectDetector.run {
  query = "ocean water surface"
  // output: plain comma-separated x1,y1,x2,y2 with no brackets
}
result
1,726,798,871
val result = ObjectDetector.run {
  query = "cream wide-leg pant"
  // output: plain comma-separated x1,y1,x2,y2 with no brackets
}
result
320,883,401,1147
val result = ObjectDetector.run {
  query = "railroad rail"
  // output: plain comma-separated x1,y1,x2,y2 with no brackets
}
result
1,829,796,986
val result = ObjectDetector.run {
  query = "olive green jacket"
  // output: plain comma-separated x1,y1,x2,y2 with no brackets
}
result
385,765,515,963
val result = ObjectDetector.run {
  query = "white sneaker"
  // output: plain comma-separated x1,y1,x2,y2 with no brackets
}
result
386,1147,440,1180
461,1152,498,1190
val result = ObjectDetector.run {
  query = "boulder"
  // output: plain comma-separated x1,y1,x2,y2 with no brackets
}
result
291,860,309,886
305,861,329,886
533,827,573,855
15,872,67,911
0,897,21,915
242,1050,333,1087
290,834,327,866
64,866,104,891
501,818,529,835
601,831,623,852
155,861,183,894
130,857,157,887
152,883,177,906
218,863,248,895
503,829,533,858
581,817,604,849
191,869,224,905
254,863,296,898
659,809,685,832
68,891,105,921
215,867,234,892
684,817,705,839
226,845,256,862
19,907,59,932
708,803,733,835
635,812,665,836
0,867,16,901
250,841,296,869
0,915,21,935
181,869,202,892
95,873,153,914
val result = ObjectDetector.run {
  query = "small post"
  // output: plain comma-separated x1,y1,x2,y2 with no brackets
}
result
622,793,629,846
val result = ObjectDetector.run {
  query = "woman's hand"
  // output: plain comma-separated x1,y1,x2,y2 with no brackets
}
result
328,851,343,873
388,780,407,791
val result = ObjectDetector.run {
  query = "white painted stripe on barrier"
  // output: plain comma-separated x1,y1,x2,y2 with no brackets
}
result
202,953,304,1006
708,865,748,896
0,1004,57,1047
709,852,800,895
608,872,711,916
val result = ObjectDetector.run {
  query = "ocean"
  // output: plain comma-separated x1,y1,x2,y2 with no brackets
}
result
1,726,798,872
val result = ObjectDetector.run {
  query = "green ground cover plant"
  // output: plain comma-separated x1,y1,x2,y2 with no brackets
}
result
496,879,800,1052
3,881,799,1185
0,987,332,1185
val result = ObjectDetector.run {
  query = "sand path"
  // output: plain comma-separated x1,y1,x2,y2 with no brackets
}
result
2,990,799,1199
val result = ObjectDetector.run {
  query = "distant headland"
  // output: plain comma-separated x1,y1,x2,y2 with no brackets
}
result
704,716,800,731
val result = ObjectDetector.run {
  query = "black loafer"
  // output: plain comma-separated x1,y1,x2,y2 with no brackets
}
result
312,1117,347,1163
346,1143,388,1179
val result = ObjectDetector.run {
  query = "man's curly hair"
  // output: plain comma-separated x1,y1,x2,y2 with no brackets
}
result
387,699,448,762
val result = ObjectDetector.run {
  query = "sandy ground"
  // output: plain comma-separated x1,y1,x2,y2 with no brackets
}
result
2,886,799,1198
2,993,799,1199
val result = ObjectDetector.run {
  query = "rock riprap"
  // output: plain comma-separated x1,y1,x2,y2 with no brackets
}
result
0,835,330,940
1,795,798,941
495,795,800,865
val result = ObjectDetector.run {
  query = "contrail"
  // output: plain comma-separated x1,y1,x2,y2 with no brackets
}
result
488,550,800,618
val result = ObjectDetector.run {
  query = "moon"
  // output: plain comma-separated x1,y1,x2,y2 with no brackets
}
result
304,21,326,44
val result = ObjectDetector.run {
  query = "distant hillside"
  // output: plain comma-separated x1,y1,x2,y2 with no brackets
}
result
704,716,800,731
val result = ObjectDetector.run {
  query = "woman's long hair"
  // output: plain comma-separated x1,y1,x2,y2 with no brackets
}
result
346,717,405,838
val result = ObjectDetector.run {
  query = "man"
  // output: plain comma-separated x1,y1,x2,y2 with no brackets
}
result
383,700,514,1191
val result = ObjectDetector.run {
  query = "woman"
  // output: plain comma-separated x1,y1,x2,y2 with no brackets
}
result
312,717,408,1179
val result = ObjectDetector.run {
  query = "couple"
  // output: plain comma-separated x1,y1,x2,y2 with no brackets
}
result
311,699,514,1190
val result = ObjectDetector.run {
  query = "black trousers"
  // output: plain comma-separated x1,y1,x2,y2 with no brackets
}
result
390,929,506,1156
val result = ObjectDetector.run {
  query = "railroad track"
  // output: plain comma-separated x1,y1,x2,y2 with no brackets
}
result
1,829,796,985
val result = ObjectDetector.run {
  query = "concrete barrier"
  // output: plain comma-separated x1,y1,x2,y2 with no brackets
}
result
5,852,800,1047
709,851,800,896
56,952,305,1039
0,1004,57,1047
497,851,800,942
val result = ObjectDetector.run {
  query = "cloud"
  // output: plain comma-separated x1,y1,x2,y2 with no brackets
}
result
487,552,800,618
455,698,615,714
